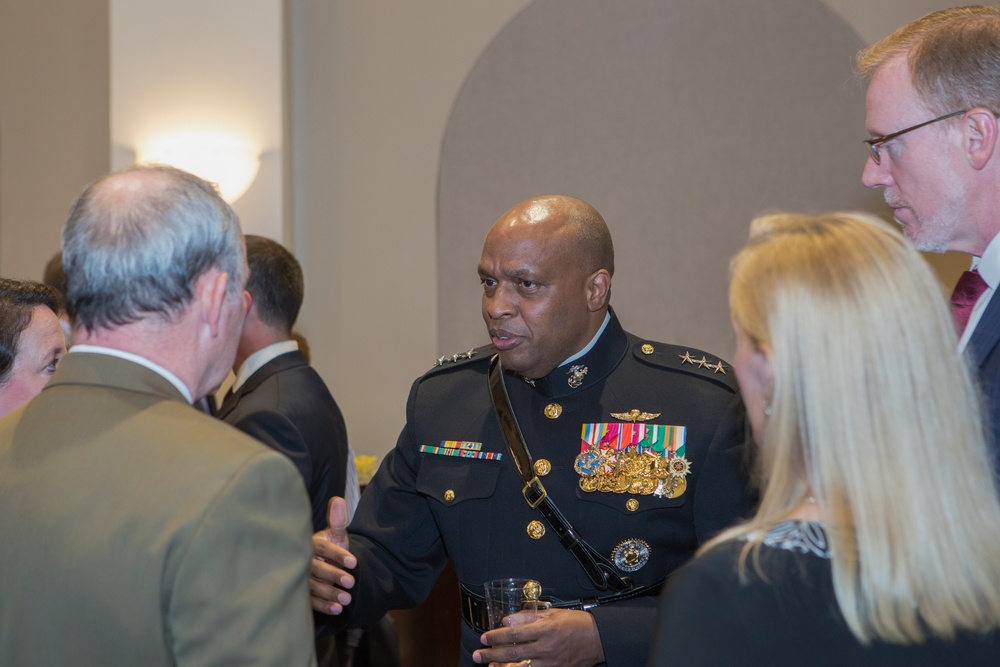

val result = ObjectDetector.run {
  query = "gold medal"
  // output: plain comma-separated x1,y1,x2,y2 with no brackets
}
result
666,476,687,498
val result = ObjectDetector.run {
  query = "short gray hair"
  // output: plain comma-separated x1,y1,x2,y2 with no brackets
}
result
63,164,246,331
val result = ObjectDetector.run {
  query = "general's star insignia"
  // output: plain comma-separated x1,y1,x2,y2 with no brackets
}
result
679,351,697,365
709,361,727,374
610,408,661,422
434,348,479,366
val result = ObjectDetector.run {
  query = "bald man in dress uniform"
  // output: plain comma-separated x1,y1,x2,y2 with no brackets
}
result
311,195,754,667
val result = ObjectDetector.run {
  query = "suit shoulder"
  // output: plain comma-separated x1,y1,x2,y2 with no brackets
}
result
626,337,738,392
419,343,495,381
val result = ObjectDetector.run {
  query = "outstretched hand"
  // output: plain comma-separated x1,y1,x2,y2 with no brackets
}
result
310,496,358,614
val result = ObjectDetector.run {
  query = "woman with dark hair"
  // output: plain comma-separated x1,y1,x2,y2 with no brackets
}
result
0,278,65,417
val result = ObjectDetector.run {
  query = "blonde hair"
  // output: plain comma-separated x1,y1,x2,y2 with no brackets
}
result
856,5,1000,116
709,212,1000,644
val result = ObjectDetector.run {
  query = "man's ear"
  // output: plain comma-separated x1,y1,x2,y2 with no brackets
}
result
242,290,254,318
586,269,612,312
194,269,230,337
965,107,999,170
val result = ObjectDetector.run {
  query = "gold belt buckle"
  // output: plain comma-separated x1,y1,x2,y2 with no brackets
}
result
522,476,547,508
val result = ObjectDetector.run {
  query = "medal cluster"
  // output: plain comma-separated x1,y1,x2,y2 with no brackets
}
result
574,445,691,498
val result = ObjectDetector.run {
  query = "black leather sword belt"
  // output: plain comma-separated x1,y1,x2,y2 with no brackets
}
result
459,580,664,634
487,354,633,594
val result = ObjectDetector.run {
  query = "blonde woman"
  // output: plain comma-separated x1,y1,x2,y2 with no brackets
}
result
649,213,1000,665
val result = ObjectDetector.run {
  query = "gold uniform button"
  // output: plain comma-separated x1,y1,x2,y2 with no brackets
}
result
641,343,655,355
526,520,546,539
626,498,639,512
534,459,551,476
543,403,562,419
443,489,455,503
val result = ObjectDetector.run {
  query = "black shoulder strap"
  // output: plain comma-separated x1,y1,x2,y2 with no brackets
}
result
487,354,632,593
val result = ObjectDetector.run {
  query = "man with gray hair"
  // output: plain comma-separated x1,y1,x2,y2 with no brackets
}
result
0,165,316,666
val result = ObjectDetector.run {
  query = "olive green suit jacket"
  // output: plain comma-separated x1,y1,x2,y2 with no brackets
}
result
0,352,317,666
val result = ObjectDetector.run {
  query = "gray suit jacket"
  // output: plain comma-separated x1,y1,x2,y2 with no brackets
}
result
0,352,317,666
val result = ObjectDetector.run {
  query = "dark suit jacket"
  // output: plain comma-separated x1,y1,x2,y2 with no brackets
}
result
217,350,349,532
0,352,315,666
967,295,1000,471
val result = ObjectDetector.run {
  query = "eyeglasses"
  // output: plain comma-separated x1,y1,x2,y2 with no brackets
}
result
863,109,967,164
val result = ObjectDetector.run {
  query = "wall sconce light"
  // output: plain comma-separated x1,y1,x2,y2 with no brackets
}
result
137,133,261,203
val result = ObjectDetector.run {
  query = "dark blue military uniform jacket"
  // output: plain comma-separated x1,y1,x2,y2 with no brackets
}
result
340,312,754,665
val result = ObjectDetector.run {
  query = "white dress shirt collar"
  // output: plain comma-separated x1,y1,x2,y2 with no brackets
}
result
232,340,299,392
559,311,612,368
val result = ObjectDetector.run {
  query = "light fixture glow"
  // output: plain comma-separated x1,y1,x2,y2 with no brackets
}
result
137,133,261,203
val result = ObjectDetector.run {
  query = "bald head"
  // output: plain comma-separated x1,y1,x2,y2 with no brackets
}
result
479,195,614,379
487,195,615,278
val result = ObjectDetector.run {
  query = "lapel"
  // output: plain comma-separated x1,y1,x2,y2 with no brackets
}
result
967,294,1000,370
47,352,188,403
216,350,307,418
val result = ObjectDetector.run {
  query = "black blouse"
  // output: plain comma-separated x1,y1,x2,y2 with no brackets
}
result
648,521,1000,666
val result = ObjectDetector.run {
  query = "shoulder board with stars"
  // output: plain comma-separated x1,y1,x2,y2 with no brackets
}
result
630,339,738,392
423,343,495,376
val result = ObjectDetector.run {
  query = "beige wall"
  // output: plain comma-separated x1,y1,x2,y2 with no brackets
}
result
0,0,969,458
287,0,533,457
289,0,964,458
0,0,109,282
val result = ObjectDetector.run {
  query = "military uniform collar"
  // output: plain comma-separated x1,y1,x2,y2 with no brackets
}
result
510,309,627,398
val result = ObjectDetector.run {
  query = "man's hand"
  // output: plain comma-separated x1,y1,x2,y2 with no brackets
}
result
472,608,606,667
310,496,357,614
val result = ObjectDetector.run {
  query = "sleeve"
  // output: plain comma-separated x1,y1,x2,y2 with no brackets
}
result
326,379,450,632
692,392,757,542
168,450,316,667
589,595,661,666
342,427,450,629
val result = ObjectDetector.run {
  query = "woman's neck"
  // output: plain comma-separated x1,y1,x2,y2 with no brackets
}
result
783,495,822,522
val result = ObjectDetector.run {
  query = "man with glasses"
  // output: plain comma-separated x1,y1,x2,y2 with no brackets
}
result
858,6,1000,467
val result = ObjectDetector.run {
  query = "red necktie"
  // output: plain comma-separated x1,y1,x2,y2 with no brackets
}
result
950,268,989,334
